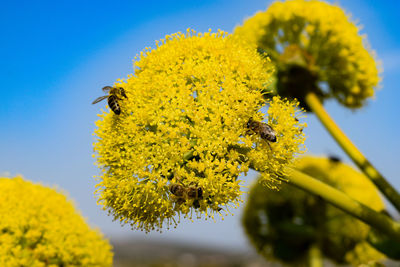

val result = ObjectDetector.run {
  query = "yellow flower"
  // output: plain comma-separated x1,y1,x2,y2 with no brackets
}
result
93,29,306,232
0,176,113,267
234,0,380,109
242,156,385,266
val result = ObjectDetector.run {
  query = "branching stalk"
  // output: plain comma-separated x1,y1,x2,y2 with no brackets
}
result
308,244,322,267
305,91,400,212
284,167,400,242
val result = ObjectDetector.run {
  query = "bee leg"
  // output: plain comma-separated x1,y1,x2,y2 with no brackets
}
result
266,141,272,151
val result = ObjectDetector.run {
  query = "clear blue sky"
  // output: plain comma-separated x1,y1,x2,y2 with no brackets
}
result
1,0,399,251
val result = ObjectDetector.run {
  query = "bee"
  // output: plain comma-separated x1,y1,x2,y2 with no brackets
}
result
92,86,127,115
169,184,186,198
187,186,203,200
169,178,203,208
169,183,203,200
247,118,277,143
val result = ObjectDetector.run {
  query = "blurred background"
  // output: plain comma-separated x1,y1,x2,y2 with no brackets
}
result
1,0,399,266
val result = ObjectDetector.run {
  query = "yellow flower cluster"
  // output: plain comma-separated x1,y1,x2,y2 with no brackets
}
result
93,29,306,232
242,156,385,266
234,0,380,109
0,176,113,267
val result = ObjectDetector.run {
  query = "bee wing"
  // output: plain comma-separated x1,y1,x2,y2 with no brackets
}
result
92,95,108,104
264,123,276,134
102,86,113,93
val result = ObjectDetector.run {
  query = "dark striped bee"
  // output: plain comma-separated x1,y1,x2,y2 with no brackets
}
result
247,118,277,143
187,186,203,200
169,184,185,198
92,86,127,115
169,183,203,200
169,178,203,208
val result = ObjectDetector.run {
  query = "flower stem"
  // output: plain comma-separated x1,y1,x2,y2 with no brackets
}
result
305,91,400,212
284,167,400,242
308,244,322,267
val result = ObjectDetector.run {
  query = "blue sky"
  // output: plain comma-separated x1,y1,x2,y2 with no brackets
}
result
1,0,399,251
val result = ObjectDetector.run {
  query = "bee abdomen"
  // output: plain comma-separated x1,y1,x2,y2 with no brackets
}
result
108,95,121,115
187,186,203,199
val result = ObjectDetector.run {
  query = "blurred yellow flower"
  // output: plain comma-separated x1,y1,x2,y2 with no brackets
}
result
0,176,113,267
234,0,380,109
93,29,306,232
242,156,385,266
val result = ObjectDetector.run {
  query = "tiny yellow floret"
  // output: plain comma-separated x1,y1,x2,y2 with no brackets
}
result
0,176,113,267
234,0,380,109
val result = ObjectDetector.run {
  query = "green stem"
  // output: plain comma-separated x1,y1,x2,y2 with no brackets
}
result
183,139,198,162
305,91,400,213
183,150,194,162
284,167,400,242
308,244,322,267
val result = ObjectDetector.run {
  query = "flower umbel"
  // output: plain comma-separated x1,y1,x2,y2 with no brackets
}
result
234,0,380,109
0,176,113,267
242,156,385,266
93,29,305,232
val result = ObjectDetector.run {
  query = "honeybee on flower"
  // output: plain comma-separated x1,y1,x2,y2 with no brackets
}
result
169,176,204,208
92,86,128,115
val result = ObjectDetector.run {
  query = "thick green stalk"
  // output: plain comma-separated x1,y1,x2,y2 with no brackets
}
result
284,167,400,242
305,91,400,212
308,244,322,267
